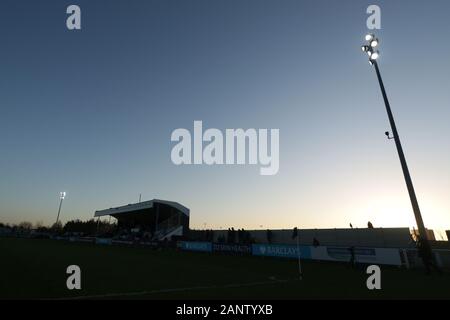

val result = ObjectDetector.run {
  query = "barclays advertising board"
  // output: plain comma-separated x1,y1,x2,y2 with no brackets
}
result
252,244,311,259
179,241,212,252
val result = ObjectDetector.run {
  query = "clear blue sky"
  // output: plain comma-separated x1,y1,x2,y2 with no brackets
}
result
1,0,449,233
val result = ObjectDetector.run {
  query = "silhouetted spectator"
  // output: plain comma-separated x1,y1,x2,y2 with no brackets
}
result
245,230,251,244
239,228,246,244
313,238,320,247
348,246,356,268
266,229,273,243
292,227,298,239
227,228,232,243
368,221,374,229
417,237,442,275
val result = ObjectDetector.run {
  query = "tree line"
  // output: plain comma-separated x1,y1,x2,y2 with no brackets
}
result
0,219,117,236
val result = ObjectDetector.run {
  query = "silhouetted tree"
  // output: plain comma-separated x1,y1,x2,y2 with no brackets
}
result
18,221,33,230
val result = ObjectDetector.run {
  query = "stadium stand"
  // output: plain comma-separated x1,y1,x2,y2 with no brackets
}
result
94,199,189,241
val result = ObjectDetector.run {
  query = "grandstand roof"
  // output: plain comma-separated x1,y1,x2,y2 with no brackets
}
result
94,199,190,217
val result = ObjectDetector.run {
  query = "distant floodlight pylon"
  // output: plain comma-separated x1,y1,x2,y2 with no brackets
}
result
55,191,67,226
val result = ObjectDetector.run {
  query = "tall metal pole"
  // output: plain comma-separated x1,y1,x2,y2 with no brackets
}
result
372,61,428,241
55,197,64,225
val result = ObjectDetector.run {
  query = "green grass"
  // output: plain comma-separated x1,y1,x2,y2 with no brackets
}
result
1,237,449,299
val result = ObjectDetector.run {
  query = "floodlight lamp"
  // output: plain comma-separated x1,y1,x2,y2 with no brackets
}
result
60,192,66,199
370,38,379,47
370,51,379,60
365,34,374,41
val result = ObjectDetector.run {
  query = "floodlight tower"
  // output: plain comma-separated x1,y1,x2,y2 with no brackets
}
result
361,34,429,244
55,191,66,225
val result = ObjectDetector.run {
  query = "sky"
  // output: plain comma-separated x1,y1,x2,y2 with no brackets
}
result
0,0,449,234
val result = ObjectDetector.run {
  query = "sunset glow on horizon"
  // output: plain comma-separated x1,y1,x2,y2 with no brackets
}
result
1,0,449,235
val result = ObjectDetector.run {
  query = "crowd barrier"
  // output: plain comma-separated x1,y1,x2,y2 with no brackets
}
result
38,236,450,268
177,241,404,266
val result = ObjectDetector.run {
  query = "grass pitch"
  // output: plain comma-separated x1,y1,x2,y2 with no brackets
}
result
1,238,449,299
